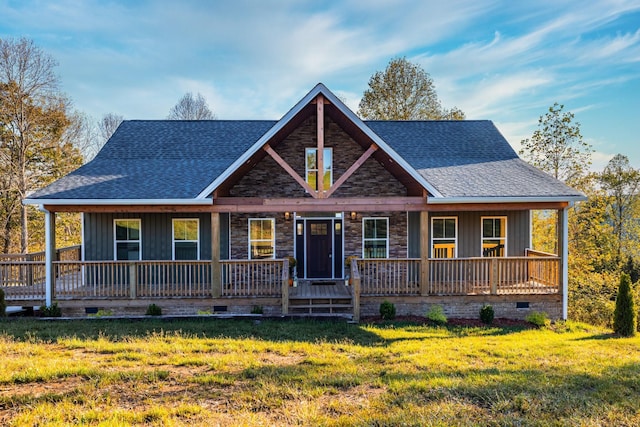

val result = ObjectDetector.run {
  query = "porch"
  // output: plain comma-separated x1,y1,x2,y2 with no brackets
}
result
1,249,560,319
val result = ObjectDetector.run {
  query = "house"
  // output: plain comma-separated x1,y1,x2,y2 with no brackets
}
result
15,83,585,319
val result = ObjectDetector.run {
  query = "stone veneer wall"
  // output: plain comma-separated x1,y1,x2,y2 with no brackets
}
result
230,115,407,198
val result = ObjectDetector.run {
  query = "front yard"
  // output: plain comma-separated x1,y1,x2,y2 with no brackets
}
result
1,318,638,426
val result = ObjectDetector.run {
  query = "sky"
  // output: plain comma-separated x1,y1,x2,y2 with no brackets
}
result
1,0,639,171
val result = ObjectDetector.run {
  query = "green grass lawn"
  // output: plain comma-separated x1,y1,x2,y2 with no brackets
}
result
0,318,638,426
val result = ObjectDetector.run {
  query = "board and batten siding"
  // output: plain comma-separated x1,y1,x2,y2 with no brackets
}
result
408,210,530,258
83,212,229,261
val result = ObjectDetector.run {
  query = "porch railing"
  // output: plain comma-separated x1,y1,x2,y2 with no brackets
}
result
2,252,557,302
358,258,422,296
221,259,286,297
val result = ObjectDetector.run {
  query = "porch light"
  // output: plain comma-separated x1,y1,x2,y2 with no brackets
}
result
350,211,357,220
284,212,291,221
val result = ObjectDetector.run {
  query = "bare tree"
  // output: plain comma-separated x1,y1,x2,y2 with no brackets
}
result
0,37,82,253
167,92,216,120
98,113,123,142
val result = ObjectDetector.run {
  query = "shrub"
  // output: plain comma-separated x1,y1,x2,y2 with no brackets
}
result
426,305,447,326
251,305,264,315
379,300,396,320
613,272,637,337
480,304,494,325
525,311,549,327
0,288,6,317
146,304,162,316
41,302,62,317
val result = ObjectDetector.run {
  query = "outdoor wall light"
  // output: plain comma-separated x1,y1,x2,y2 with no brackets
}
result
284,212,291,220
350,211,357,220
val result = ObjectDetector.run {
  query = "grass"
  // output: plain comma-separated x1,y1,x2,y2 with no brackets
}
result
0,318,638,426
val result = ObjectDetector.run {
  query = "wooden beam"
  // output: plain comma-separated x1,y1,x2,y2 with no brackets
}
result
213,196,427,212
211,212,221,298
263,144,318,197
324,144,378,198
316,95,325,197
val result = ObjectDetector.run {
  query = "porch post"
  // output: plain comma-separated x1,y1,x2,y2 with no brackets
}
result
559,207,569,320
420,211,429,296
211,212,221,298
42,207,56,307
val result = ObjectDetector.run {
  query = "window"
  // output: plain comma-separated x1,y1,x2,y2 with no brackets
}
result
363,218,388,258
173,219,199,260
431,217,457,258
249,218,275,259
114,219,141,260
482,217,507,257
305,147,332,190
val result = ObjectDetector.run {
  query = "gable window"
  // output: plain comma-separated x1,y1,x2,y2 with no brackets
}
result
363,218,388,258
249,218,275,259
173,219,199,260
432,217,457,258
114,219,141,260
305,148,332,190
482,217,507,257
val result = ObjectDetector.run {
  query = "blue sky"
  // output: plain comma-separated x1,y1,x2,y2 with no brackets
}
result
1,0,639,171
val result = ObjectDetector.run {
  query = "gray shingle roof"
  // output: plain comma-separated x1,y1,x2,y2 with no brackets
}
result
365,120,583,199
28,117,583,202
29,120,276,200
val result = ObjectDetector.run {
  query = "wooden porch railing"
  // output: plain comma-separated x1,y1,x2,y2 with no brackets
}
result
220,259,286,297
358,258,422,296
428,256,559,295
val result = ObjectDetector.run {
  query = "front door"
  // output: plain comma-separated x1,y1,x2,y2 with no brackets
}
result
306,220,333,278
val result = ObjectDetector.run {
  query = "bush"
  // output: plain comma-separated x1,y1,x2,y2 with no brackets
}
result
480,304,494,325
0,288,6,317
251,305,264,314
146,304,162,316
613,272,637,337
426,305,447,326
379,300,396,320
525,311,549,327
41,302,62,317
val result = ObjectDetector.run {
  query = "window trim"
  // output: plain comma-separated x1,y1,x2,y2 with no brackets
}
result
481,216,508,257
362,217,389,259
113,218,142,261
172,218,200,261
431,216,458,259
305,147,333,190
248,218,276,260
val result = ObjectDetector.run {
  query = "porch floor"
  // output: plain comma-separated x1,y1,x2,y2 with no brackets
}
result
289,282,352,298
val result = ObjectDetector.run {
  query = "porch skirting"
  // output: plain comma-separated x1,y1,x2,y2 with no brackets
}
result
27,293,561,320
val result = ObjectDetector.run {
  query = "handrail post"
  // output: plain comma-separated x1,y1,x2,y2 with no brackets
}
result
352,260,361,322
282,259,289,315
490,258,498,295
129,262,137,299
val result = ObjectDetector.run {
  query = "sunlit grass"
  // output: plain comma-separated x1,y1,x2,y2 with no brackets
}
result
0,318,638,426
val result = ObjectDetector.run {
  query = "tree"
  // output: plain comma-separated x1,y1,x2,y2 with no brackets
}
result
0,37,82,253
613,272,637,336
98,113,123,142
167,92,215,120
599,154,640,262
358,57,465,120
519,103,593,186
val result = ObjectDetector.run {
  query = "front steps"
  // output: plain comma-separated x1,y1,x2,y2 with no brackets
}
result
288,282,353,317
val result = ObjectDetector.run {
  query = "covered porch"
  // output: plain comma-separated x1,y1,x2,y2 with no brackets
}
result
2,248,562,320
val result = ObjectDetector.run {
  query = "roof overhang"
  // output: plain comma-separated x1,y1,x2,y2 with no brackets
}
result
427,195,587,204
23,198,213,206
